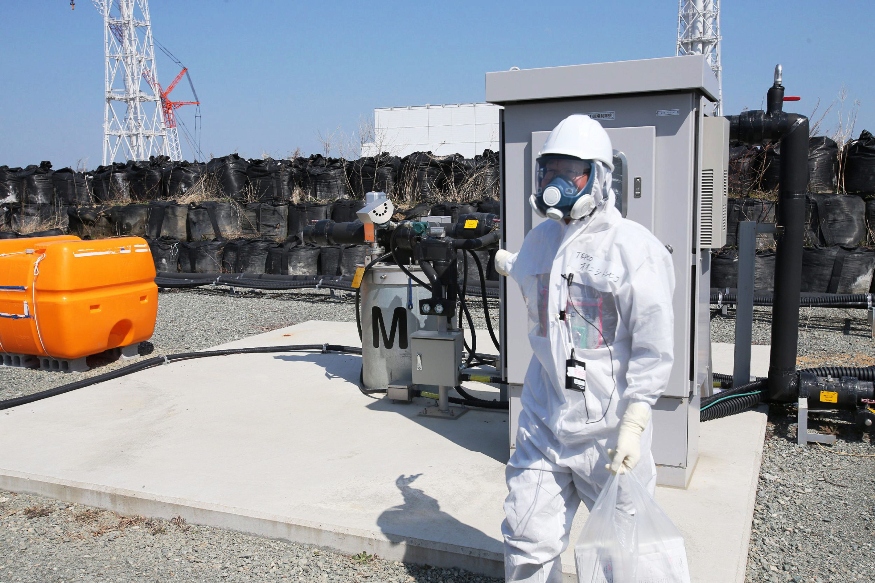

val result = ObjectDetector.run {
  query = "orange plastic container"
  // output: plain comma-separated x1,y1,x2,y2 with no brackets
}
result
0,237,157,360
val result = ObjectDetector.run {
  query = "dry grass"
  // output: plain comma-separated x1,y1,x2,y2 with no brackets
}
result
23,505,53,519
74,508,101,524
175,173,222,205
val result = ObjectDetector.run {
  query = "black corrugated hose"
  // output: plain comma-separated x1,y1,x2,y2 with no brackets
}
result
0,344,362,411
700,379,767,422
701,366,875,421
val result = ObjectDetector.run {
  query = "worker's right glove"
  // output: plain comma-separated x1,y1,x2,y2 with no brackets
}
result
494,249,514,277
608,401,651,474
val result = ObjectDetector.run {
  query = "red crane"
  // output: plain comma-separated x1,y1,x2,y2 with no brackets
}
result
143,67,200,129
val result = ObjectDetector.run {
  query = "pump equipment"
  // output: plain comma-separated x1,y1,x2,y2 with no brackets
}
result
303,193,502,419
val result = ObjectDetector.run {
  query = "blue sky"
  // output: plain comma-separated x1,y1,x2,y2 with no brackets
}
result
0,0,872,169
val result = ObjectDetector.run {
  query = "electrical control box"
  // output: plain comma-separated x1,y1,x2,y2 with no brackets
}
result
410,330,463,387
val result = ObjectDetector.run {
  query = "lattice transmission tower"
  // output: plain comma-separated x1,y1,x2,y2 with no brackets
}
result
92,0,182,164
677,0,723,115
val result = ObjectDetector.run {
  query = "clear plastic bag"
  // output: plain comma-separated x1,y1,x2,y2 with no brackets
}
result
575,470,691,583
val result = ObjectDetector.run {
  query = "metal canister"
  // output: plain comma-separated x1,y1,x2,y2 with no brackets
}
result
360,263,436,391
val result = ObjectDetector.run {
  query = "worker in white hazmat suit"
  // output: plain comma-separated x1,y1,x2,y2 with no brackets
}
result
494,114,676,582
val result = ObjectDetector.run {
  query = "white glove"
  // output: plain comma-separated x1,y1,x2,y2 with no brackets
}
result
494,249,514,277
607,401,651,474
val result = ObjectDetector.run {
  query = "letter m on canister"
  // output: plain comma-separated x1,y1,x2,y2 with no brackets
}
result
372,307,408,349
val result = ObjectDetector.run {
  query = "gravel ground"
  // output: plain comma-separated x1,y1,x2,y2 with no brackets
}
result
1,290,873,582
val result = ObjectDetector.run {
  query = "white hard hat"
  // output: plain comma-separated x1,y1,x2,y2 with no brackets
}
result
539,114,614,171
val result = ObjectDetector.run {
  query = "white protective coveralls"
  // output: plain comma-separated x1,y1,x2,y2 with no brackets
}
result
501,169,675,582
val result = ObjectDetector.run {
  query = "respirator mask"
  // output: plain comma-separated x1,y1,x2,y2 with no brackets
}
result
530,155,602,221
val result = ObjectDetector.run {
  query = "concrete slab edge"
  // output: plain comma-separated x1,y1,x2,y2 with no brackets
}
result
0,469,504,578
733,404,769,583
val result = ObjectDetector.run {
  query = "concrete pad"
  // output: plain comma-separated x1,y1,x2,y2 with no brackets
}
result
712,342,772,378
0,321,767,582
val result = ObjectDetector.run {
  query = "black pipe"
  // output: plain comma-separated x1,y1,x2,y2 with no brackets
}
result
800,366,875,381
727,66,810,403
0,344,363,411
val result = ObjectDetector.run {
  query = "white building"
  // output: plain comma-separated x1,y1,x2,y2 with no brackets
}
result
361,103,501,158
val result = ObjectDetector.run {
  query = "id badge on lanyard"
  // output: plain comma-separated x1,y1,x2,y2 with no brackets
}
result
565,351,586,392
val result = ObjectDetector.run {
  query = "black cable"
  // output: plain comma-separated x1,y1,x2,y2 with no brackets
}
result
464,248,501,351
453,384,508,410
357,366,386,396
390,227,432,290
0,344,362,411
456,250,478,368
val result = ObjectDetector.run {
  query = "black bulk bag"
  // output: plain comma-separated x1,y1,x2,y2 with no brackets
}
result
129,160,166,201
808,193,866,247
7,204,65,234
187,201,240,241
725,198,776,249
340,244,368,276
109,204,150,236
473,150,501,200
92,163,133,203
206,154,250,201
399,152,448,202
0,166,24,204
289,157,310,196
52,168,91,206
178,240,226,274
448,156,477,194
844,130,875,195
167,162,205,198
307,155,349,201
267,241,320,276
374,154,401,196
67,205,113,239
147,237,180,273
287,203,308,240
347,157,377,198
802,247,875,294
319,245,343,276
17,162,55,205
728,145,760,195
808,136,838,194
711,249,774,291
303,201,330,224
240,203,288,240
866,198,875,245
246,158,292,203
330,199,365,223
231,238,274,274
758,144,781,192
146,201,189,240
0,231,18,239
221,239,244,273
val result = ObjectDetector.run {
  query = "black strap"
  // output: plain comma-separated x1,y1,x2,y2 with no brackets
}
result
812,196,829,245
826,247,851,294
279,237,300,275
150,203,166,238
206,203,223,240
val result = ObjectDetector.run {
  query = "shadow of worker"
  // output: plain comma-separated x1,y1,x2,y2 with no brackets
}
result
376,474,502,574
